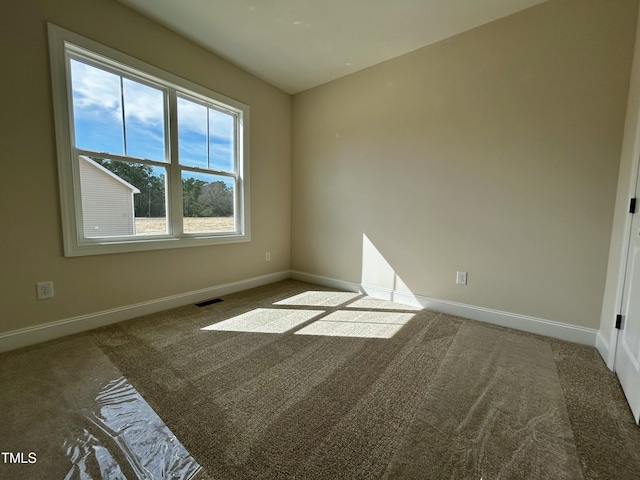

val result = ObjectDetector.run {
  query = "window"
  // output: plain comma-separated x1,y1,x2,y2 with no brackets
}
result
48,24,250,256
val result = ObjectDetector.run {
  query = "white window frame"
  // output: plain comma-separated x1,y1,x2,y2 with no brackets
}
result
48,23,250,257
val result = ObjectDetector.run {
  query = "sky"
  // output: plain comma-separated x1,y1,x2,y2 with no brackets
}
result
70,59,236,182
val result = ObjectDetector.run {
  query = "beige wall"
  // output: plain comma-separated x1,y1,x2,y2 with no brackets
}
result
291,0,637,329
0,0,291,333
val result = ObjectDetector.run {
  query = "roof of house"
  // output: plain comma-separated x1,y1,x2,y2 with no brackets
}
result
79,155,141,194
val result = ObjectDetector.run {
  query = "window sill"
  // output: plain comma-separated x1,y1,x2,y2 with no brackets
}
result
65,233,251,257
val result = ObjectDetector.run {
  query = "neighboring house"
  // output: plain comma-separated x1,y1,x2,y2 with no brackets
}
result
78,155,140,238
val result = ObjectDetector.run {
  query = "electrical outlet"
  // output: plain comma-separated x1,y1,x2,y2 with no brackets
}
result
456,271,467,285
265,252,271,262
36,281,55,299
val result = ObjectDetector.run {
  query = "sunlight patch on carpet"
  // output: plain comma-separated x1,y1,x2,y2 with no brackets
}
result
274,290,361,307
295,311,415,339
202,308,323,333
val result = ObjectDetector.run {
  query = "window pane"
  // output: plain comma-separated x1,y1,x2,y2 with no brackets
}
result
182,172,235,234
78,156,167,237
177,97,207,169
122,78,165,161
70,60,124,155
209,108,235,172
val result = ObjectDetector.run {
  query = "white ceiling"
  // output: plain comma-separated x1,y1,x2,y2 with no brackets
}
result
117,0,549,94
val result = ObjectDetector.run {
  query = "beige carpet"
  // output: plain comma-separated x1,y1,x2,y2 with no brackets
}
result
386,323,582,479
1,279,640,479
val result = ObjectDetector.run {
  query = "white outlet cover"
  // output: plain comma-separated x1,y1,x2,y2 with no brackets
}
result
37,281,55,299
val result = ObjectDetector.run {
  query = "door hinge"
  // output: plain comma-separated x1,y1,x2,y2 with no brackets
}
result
631,198,637,214
616,314,623,329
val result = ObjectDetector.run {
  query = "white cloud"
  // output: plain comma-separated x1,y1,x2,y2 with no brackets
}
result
70,60,121,118
178,96,234,140
178,97,207,135
71,60,164,127
70,60,233,163
209,107,234,140
123,78,164,126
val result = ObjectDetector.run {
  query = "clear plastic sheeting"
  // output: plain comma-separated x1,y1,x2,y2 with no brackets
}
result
63,376,202,480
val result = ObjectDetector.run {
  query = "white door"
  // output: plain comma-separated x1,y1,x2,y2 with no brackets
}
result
615,192,640,425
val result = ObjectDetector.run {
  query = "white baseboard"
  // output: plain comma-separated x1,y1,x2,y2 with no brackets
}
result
291,270,598,346
291,271,363,293
0,271,290,354
2,269,599,354
596,331,614,370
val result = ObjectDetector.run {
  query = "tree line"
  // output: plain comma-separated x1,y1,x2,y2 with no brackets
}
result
93,158,233,218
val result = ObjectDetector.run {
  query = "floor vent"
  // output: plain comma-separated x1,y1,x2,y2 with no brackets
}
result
195,298,223,307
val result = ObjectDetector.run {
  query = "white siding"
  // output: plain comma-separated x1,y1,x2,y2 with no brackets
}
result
79,157,138,237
